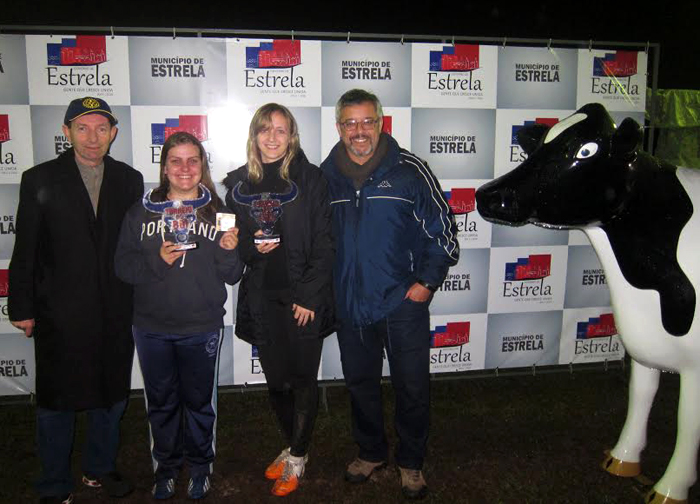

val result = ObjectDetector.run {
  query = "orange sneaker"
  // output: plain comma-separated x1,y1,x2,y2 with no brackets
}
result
265,448,291,480
271,454,305,496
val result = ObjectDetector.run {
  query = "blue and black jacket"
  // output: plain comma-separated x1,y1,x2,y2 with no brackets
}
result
321,134,459,328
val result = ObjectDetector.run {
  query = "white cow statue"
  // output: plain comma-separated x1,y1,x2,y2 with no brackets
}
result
476,103,700,504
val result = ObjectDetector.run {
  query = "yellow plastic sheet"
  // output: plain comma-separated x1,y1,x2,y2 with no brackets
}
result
648,89,700,168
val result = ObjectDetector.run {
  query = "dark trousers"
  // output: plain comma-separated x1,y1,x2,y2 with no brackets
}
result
133,327,222,480
337,297,431,470
256,298,323,457
35,399,127,497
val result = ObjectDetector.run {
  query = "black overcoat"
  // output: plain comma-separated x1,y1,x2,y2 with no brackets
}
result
8,149,144,410
224,152,336,344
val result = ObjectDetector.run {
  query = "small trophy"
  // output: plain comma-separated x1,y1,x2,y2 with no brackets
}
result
143,185,212,251
231,181,298,244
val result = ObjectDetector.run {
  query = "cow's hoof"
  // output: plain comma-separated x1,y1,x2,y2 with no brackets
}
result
645,489,687,504
602,449,641,477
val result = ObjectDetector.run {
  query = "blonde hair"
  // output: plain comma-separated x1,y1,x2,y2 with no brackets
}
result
246,103,300,183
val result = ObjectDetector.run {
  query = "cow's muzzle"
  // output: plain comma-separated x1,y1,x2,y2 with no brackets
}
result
476,182,528,226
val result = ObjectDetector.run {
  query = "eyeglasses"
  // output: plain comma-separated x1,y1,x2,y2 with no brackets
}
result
339,118,380,131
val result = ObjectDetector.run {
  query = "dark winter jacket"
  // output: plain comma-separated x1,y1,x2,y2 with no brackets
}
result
8,149,144,410
115,195,243,335
224,151,336,344
321,135,459,327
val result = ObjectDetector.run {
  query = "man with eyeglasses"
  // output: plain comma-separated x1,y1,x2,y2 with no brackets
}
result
321,89,459,500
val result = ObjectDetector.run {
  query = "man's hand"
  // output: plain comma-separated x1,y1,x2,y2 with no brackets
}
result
219,228,239,250
292,304,315,327
160,241,185,265
11,319,35,338
405,282,432,303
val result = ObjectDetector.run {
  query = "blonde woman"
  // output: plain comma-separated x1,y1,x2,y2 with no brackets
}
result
224,103,335,496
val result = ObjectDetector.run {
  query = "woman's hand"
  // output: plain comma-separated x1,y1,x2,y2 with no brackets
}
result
219,228,239,250
160,241,185,265
254,230,279,254
292,303,315,327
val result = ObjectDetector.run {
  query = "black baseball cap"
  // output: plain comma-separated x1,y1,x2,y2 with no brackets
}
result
64,97,118,126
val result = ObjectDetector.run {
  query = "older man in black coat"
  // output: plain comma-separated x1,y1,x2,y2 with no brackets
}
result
8,97,144,504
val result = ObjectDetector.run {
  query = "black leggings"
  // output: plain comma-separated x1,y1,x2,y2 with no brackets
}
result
256,298,323,457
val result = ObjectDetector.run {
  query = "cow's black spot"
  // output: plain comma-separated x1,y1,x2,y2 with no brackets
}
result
603,158,695,336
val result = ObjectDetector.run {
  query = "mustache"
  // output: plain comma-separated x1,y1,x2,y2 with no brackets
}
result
350,134,371,141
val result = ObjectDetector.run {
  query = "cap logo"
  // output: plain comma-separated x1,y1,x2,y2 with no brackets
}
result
82,98,100,109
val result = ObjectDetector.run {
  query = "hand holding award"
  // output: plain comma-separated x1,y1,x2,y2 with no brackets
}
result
254,230,279,254
160,241,185,265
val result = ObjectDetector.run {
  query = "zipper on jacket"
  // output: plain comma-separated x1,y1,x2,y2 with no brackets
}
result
354,187,362,323
354,176,374,325
355,176,372,208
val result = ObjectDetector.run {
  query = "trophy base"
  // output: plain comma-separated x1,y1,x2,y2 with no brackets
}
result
175,242,199,251
255,236,281,245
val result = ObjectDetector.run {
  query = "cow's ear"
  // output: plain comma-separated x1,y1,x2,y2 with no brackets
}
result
516,124,549,155
611,118,642,159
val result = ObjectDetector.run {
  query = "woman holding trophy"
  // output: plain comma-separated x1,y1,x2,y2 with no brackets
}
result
224,103,335,496
115,131,242,500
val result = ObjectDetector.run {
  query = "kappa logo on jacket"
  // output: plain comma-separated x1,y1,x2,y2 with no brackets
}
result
377,180,392,189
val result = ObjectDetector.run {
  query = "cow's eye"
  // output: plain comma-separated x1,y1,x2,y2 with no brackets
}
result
576,142,599,159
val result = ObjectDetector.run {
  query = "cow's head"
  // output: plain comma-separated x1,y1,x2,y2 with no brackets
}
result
476,103,642,229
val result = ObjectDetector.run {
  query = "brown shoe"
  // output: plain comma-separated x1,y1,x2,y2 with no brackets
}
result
399,467,428,500
345,458,387,483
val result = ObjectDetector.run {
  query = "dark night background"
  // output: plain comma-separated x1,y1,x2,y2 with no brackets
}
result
3,0,699,90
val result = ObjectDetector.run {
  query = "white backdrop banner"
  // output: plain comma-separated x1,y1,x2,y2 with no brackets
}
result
0,34,645,394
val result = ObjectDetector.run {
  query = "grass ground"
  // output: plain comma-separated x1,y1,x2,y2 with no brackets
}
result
0,365,697,503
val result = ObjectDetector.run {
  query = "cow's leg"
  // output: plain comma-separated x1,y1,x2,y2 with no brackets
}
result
647,369,700,503
603,360,660,477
